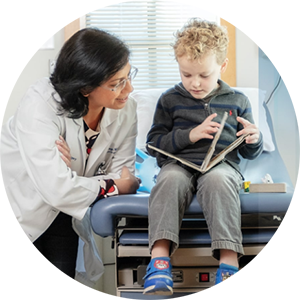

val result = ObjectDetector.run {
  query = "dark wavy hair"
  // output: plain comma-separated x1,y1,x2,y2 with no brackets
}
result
50,28,130,118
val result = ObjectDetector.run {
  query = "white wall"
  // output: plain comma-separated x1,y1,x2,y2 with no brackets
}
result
236,28,259,88
0,0,64,126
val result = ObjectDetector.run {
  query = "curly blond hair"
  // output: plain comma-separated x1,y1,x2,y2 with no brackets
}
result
172,18,229,65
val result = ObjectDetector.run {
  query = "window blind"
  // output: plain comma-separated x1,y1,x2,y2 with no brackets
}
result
85,0,219,90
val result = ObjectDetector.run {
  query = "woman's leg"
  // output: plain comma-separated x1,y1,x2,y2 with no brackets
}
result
0,213,78,300
34,212,79,278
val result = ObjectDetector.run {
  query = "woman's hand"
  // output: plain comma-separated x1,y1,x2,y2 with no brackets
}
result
114,166,141,194
236,117,260,144
56,135,71,168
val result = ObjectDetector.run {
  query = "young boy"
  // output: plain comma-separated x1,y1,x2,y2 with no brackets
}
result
143,18,263,295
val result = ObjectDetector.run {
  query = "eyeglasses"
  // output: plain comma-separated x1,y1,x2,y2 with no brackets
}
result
101,66,138,92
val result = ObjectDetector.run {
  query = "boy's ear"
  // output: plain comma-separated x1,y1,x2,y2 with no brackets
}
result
220,58,229,73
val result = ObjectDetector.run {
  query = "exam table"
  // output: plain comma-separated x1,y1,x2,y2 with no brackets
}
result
90,89,294,298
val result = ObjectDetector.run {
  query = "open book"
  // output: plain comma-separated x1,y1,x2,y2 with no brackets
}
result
147,112,250,174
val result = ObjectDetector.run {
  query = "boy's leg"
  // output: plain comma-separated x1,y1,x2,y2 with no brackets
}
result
196,162,243,258
151,239,171,258
144,162,195,295
196,162,243,283
148,162,196,257
220,249,238,267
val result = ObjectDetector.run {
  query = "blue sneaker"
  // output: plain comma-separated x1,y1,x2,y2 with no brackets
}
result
143,257,173,295
215,264,239,300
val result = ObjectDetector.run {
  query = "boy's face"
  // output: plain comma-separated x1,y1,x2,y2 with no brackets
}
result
177,53,228,99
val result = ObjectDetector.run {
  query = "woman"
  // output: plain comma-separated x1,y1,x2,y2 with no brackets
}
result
1,28,140,280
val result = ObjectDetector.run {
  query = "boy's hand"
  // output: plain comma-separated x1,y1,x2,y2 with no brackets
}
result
236,117,260,144
189,113,221,143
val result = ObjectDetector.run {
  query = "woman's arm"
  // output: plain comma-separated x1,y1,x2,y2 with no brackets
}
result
56,138,140,204
14,92,100,219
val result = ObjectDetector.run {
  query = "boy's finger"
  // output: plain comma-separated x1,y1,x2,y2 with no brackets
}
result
206,113,217,121
237,116,251,127
236,130,244,137
210,121,221,128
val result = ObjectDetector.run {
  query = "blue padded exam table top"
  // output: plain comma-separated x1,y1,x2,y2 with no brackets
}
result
90,103,294,238
91,148,294,238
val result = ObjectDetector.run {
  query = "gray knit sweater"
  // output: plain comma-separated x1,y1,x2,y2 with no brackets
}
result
146,79,263,172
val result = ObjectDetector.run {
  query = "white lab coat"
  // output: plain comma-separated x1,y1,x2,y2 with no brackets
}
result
1,77,137,282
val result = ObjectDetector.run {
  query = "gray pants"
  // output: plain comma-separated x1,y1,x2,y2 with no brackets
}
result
148,161,244,260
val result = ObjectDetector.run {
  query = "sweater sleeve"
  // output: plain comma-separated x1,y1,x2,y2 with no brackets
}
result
146,95,193,157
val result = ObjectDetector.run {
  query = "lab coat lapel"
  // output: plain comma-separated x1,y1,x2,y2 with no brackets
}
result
84,109,119,176
65,118,86,176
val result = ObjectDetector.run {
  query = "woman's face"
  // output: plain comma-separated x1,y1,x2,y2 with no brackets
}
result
87,61,133,111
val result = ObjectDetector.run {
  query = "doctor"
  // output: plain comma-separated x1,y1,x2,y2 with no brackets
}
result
1,28,140,280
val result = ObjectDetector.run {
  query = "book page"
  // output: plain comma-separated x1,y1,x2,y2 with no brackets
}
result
147,112,249,174
204,133,249,172
200,112,228,172
147,144,203,172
